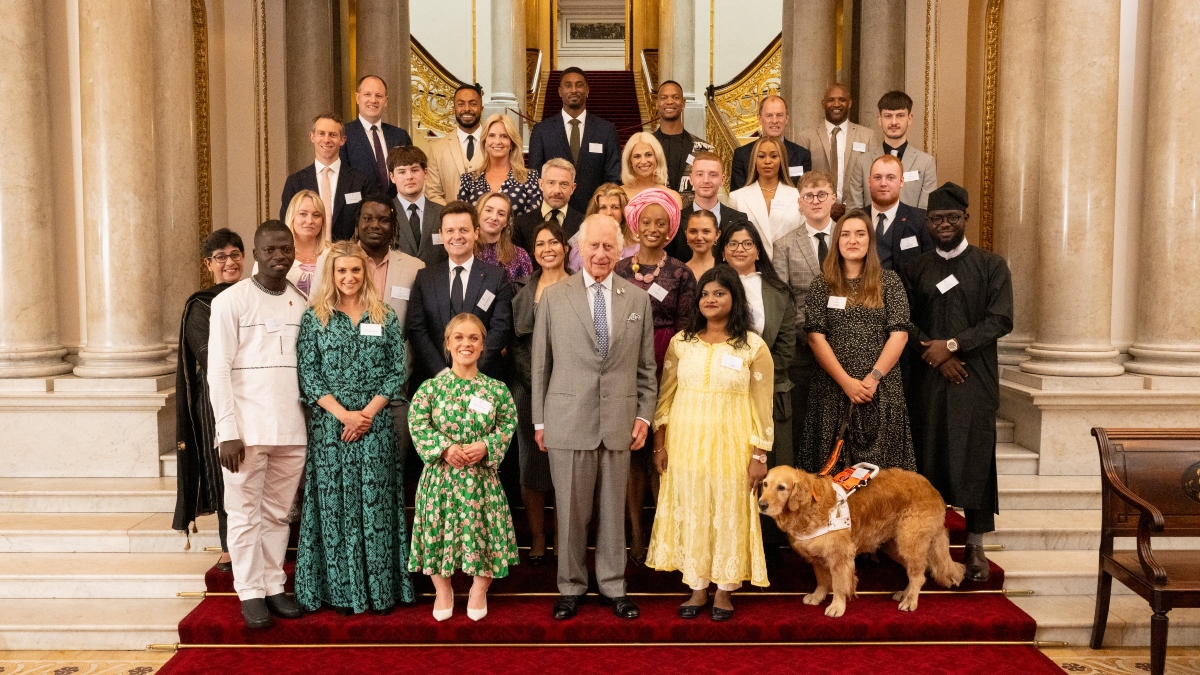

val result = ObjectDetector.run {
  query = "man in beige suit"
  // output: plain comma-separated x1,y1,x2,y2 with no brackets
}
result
796,83,882,203
532,214,657,622
424,84,484,204
843,90,938,210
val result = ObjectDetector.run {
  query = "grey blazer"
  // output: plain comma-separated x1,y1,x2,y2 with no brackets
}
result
842,145,938,211
531,273,657,451
795,122,882,197
771,226,824,341
393,198,447,265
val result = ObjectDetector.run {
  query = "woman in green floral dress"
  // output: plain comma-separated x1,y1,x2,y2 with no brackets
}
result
295,241,415,615
409,313,519,622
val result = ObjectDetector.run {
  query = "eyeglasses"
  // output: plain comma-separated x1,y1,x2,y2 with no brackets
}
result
725,241,757,251
207,251,244,263
928,214,965,226
801,192,832,204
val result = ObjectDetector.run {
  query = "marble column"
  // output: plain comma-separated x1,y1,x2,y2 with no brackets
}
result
660,0,704,136
74,0,174,378
0,0,72,377
857,0,905,133
1019,0,1124,377
286,0,337,174
992,0,1044,366
357,0,411,131
1125,0,1200,376
485,0,522,128
782,0,837,135
152,0,200,354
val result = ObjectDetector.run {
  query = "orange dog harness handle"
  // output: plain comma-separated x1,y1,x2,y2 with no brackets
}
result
819,401,856,476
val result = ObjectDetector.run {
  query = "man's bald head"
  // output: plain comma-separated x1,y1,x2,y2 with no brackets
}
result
822,84,852,124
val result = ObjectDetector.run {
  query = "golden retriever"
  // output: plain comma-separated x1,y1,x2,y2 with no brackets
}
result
758,465,965,617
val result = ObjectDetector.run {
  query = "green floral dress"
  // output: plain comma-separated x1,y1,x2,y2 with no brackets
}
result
295,307,415,613
408,371,519,578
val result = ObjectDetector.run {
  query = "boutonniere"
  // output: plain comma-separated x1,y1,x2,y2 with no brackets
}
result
627,312,641,322
615,288,625,296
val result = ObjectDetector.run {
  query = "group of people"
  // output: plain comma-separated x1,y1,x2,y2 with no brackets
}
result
172,69,1014,629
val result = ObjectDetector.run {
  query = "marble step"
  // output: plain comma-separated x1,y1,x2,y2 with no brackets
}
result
996,418,1014,444
989,509,1101,550
996,442,1039,476
991,550,1132,597
0,512,220,553
0,597,198,650
1013,594,1200,647
0,478,176,513
0,552,213,599
160,450,176,478
997,475,1101,510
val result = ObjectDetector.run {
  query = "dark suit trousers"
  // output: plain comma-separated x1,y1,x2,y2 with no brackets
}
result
548,446,630,598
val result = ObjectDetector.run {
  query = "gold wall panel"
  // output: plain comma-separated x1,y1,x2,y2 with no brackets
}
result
411,38,467,137
709,36,781,142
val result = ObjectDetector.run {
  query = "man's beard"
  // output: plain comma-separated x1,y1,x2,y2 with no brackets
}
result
936,230,966,252
456,113,478,129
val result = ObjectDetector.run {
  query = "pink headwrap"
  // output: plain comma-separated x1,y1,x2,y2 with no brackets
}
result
624,188,682,242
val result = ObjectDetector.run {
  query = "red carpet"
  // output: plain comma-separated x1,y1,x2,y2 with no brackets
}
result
542,70,645,146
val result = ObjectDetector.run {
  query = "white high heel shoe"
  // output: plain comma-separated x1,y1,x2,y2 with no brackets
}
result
432,595,454,621
467,590,488,621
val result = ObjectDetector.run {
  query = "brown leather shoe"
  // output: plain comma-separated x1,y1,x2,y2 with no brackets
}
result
964,543,990,582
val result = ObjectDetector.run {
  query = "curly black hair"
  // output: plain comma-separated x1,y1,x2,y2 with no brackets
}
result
683,264,751,349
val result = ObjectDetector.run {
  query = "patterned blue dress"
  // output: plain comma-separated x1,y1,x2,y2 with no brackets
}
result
457,167,543,217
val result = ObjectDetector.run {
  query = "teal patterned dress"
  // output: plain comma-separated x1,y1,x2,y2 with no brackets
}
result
295,307,415,613
408,371,520,578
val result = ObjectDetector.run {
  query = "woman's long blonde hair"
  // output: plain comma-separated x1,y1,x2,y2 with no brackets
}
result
474,192,519,268
823,209,884,309
283,190,328,250
744,136,794,189
620,132,669,186
586,183,635,248
472,114,529,183
310,241,389,327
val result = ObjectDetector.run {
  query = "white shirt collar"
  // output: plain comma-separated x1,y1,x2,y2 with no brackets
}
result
562,109,588,127
936,237,970,260
449,255,475,275
359,115,382,134
824,119,850,135
397,193,426,213
582,267,612,290
739,271,762,281
873,201,900,231
806,219,834,238
315,157,341,173
457,126,481,142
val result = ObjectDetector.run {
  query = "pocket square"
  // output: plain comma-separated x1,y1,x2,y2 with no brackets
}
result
627,312,641,322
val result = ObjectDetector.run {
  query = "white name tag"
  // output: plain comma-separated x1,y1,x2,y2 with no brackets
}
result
852,142,867,152
265,317,284,333
936,274,960,294
900,236,919,250
345,191,362,204
771,197,791,210
647,282,669,302
360,323,382,336
903,170,920,182
391,285,411,300
468,395,493,415
685,153,695,165
827,296,848,309
432,233,443,245
789,165,804,177
589,142,603,153
477,289,496,311
721,354,744,371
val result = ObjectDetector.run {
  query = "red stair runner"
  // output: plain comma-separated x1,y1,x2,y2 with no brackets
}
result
542,70,645,147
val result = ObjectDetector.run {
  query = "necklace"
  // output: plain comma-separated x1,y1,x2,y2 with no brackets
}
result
631,251,667,283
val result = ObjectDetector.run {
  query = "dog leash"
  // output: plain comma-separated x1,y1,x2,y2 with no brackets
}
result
818,400,856,476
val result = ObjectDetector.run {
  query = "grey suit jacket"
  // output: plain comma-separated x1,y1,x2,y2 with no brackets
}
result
842,145,938,211
771,226,824,340
393,198,447,264
795,122,882,199
531,273,657,451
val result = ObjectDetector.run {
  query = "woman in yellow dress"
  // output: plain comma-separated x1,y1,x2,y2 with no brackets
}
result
646,264,774,622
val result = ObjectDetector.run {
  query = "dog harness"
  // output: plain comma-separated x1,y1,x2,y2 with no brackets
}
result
794,463,880,541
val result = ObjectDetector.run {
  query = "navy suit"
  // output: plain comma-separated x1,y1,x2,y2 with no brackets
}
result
527,112,622,214
406,259,514,383
866,202,932,271
513,206,586,261
279,163,373,242
730,138,813,191
340,118,413,195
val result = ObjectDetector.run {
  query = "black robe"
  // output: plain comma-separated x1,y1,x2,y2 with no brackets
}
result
172,283,234,535
901,245,1013,512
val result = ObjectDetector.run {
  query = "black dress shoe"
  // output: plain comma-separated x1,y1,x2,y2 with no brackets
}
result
333,605,354,616
528,553,546,566
553,594,584,620
265,593,304,619
678,600,706,619
240,598,273,629
711,605,735,622
599,594,640,619
964,543,991,582
214,560,233,572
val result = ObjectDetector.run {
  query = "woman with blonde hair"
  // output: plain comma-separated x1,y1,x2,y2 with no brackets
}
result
295,240,414,615
569,183,639,270
457,114,542,216
281,189,328,294
727,136,801,255
620,132,683,207
475,191,533,283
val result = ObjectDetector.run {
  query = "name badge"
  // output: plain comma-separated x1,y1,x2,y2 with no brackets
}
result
721,354,744,371
685,153,695,165
432,233,443,245
265,317,284,333
468,395,493,415
827,296,848,309
477,289,496,311
647,283,669,302
345,191,362,204
936,274,960,294
391,285,411,300
771,197,791,210
789,165,804,177
589,142,603,153
903,170,920,182
360,323,382,337
900,236,919,250
852,142,867,152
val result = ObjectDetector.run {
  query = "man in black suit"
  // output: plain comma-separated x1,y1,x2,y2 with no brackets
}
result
730,96,812,190
862,154,931,271
527,68,622,214
406,201,513,384
340,75,414,196
279,113,372,242
388,145,446,264
514,157,585,260
670,152,750,262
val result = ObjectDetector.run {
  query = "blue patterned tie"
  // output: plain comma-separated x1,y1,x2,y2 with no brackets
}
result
593,283,609,359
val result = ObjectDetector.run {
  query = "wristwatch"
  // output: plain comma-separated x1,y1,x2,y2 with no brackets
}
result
752,454,768,464
946,338,960,353
869,368,884,381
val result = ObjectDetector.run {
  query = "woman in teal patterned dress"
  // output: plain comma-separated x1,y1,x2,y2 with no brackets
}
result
409,313,519,622
295,241,415,615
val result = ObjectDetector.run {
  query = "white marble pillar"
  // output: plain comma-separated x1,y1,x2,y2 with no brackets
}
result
992,0,1044,365
782,0,837,135
74,0,174,378
0,0,72,377
484,0,522,129
857,0,905,133
1125,0,1200,377
357,0,411,131
285,0,337,173
659,0,704,136
1019,0,1124,377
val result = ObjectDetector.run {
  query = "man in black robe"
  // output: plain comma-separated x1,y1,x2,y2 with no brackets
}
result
901,182,1013,582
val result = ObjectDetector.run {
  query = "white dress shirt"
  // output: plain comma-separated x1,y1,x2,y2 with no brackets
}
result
562,109,588,142
806,220,834,265
448,255,475,290
359,116,387,162
397,193,427,236
936,236,970,260
740,272,766,335
824,119,850,198
457,126,482,163
581,268,613,338
314,157,342,240
872,201,900,235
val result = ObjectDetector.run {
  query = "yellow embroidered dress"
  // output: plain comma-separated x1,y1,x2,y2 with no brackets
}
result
646,331,775,588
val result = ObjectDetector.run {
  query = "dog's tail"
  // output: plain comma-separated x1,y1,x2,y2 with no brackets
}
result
928,527,966,588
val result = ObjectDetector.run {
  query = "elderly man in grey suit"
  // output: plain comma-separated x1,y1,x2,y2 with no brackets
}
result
532,213,657,622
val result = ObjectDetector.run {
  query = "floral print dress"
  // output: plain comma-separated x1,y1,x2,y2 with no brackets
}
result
408,371,520,577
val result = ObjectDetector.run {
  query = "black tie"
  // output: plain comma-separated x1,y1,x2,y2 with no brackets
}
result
450,266,465,314
550,208,562,225
876,213,887,239
465,135,475,162
408,204,421,245
816,232,828,266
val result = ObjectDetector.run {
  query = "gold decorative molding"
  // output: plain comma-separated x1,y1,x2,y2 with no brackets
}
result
709,35,781,142
526,48,541,114
979,0,1002,252
411,37,469,137
191,0,212,286
704,96,737,191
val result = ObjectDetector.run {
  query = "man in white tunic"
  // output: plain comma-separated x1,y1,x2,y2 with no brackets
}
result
208,220,309,628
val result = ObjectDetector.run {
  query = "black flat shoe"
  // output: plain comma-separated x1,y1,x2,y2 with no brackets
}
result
214,560,233,572
332,605,354,616
678,601,706,619
628,550,647,566
553,594,584,620
240,598,273,629
265,593,304,619
711,605,735,622
599,594,640,619
964,543,991,582
528,553,546,566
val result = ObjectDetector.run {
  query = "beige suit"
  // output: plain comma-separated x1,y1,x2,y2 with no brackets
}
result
424,132,483,205
842,146,938,211
727,183,803,259
796,122,882,200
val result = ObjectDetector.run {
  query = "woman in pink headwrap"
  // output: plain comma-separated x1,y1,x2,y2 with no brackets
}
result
614,187,697,565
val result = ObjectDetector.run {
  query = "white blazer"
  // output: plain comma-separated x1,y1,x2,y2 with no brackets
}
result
727,182,802,259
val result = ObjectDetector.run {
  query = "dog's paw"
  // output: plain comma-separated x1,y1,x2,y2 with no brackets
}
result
824,599,846,618
803,591,827,606
891,591,904,602
898,595,919,612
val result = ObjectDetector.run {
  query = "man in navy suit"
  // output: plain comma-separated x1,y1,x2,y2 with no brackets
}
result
527,68,622,214
730,96,812,190
862,154,931,271
279,113,372,242
406,200,513,384
340,75,413,196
